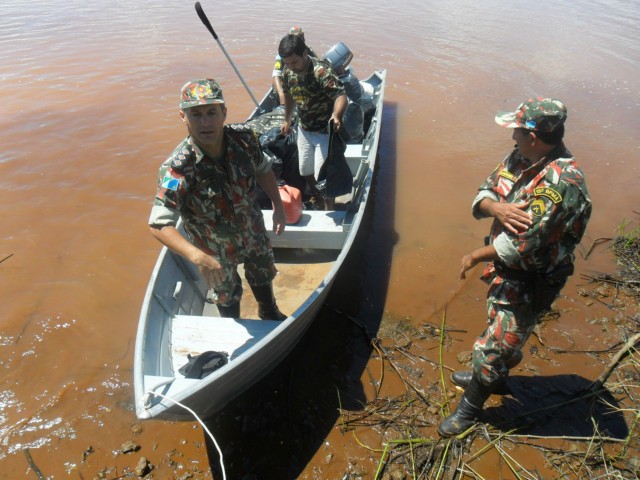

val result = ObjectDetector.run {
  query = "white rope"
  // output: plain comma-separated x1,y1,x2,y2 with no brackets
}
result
146,391,226,480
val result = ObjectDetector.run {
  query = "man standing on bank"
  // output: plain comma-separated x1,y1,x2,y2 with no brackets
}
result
149,79,287,321
438,98,592,437
279,33,347,210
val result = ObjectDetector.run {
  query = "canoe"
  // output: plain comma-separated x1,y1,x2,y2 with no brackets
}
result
134,68,387,421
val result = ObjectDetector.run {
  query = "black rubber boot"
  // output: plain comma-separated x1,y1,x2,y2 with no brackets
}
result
451,371,510,395
438,375,493,437
250,284,287,321
216,302,240,318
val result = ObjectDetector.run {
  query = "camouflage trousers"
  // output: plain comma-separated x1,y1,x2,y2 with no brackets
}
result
210,245,277,307
470,265,568,387
471,301,541,386
205,234,278,306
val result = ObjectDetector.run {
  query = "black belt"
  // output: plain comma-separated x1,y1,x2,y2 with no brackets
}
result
494,261,574,311
494,262,574,283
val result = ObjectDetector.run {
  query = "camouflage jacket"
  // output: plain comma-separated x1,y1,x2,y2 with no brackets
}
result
282,55,345,132
472,143,592,283
149,125,272,262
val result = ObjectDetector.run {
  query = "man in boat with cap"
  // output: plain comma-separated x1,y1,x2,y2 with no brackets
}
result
278,33,347,210
149,79,288,321
272,26,317,107
438,98,592,437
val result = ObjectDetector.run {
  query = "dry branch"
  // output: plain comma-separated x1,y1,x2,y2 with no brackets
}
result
587,332,640,393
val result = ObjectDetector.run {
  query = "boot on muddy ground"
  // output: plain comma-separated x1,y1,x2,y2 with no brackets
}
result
450,371,510,395
438,374,494,437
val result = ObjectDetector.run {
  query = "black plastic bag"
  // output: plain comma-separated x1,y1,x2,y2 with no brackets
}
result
317,122,353,198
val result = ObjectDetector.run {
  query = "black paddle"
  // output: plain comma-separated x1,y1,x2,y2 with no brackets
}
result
194,1,260,108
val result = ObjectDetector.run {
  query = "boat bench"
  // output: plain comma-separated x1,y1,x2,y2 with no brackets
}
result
345,144,366,175
260,144,362,250
262,209,349,249
170,314,281,374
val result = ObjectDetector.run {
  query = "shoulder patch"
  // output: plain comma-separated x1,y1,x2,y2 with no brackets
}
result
170,143,195,172
226,124,259,145
534,186,562,204
498,169,517,181
161,177,180,191
172,153,186,168
226,123,253,134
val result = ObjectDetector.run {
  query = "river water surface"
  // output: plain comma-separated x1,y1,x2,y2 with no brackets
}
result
1,0,639,478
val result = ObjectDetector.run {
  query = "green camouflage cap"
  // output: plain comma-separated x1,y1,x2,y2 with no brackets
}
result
495,97,567,132
289,26,304,35
180,79,224,109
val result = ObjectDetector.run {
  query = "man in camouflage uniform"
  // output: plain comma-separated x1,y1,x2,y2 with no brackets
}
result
438,98,592,437
278,33,346,210
272,26,317,106
149,79,288,320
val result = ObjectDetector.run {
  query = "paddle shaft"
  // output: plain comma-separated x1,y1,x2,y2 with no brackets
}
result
194,2,260,108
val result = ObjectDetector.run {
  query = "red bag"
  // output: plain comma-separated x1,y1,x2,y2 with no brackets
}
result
277,182,302,224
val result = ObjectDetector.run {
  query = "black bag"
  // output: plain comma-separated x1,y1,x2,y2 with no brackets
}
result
316,122,353,198
178,351,229,379
259,126,306,194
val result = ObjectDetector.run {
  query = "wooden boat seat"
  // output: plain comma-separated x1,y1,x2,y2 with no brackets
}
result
262,209,349,249
170,314,282,375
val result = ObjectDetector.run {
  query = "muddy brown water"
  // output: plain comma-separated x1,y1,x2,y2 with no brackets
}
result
1,0,639,478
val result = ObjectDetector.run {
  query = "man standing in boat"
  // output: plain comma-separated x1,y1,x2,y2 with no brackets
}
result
438,98,592,436
148,79,288,321
272,26,316,107
279,33,347,210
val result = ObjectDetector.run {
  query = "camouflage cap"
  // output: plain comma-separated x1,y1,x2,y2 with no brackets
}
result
289,26,304,35
180,79,224,109
495,97,567,132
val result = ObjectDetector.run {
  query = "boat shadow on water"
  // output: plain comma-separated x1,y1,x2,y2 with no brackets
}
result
204,102,399,480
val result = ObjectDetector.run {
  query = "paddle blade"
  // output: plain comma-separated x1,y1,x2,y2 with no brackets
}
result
194,2,218,39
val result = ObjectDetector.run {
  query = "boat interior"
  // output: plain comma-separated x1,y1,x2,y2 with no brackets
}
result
148,72,383,383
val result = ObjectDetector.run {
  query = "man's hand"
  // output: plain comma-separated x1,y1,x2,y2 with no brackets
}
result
272,208,286,236
150,225,226,288
459,245,499,280
330,114,342,132
480,199,532,234
459,253,477,280
330,94,347,133
193,252,225,288
280,119,291,135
